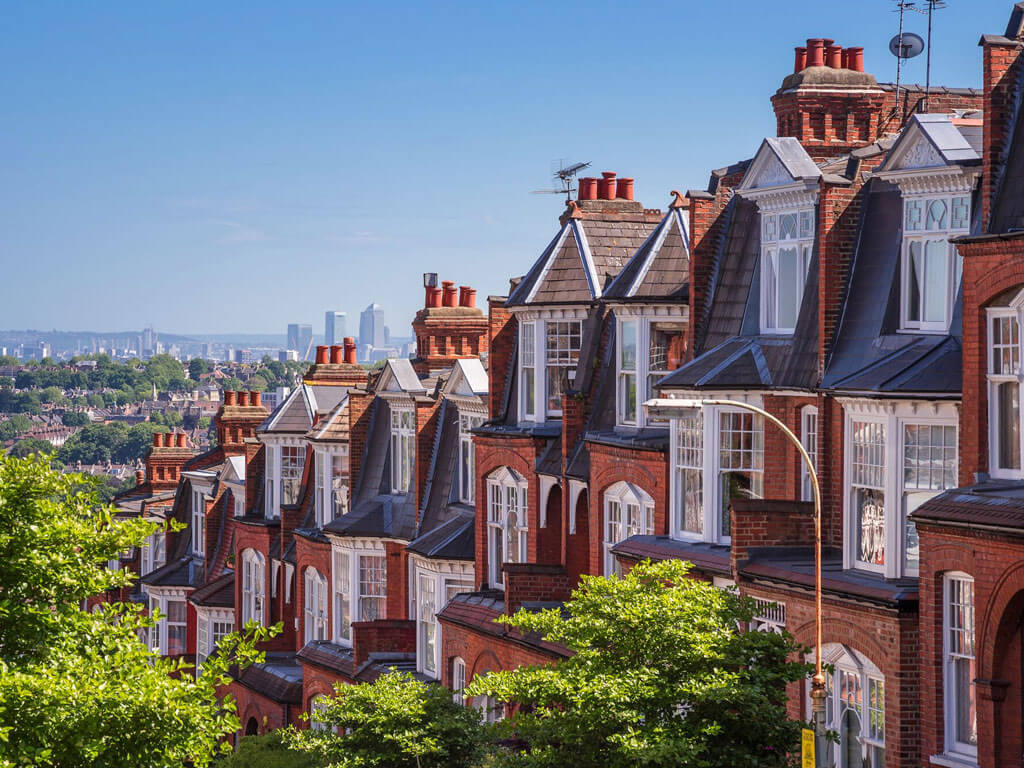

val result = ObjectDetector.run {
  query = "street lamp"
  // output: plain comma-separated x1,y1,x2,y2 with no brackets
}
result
643,397,827,758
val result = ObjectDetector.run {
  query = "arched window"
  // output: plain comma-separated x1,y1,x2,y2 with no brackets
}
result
486,467,529,589
943,572,977,758
603,482,654,576
309,694,330,732
304,567,328,644
241,550,265,627
807,644,885,768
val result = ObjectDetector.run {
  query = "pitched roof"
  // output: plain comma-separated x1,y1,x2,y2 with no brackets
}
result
443,358,488,397
406,511,474,560
188,571,234,608
603,207,690,302
507,209,660,307
912,480,1024,530
259,383,348,434
375,358,427,394
877,113,981,173
737,137,822,193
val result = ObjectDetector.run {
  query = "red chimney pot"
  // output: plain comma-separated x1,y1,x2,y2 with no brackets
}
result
251,391,262,408
579,177,598,200
598,171,617,200
616,177,634,201
224,390,237,406
806,38,825,67
330,345,344,364
315,345,329,364
463,287,477,308
343,337,358,365
238,391,250,407
826,45,843,68
847,46,864,72
176,432,187,449
794,46,807,73
153,432,163,448
441,281,457,307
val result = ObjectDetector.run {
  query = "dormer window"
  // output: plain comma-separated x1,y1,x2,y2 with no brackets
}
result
760,208,813,333
191,489,206,557
519,318,582,421
390,408,415,493
901,194,969,332
314,449,349,527
616,316,686,427
458,412,484,503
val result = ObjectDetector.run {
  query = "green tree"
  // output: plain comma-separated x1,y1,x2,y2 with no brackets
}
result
86,393,104,409
246,375,268,392
0,356,17,367
189,358,210,381
8,438,54,459
222,378,245,393
466,559,810,768
0,454,277,767
285,671,486,768
61,411,89,428
218,732,322,768
145,354,187,392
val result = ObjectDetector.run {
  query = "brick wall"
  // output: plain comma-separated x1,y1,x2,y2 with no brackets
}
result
504,563,572,614
352,619,416,666
385,541,409,621
440,620,565,694
413,398,441,516
487,296,515,419
346,389,374,495
294,534,332,652
982,37,1024,228
729,499,815,572
245,441,264,515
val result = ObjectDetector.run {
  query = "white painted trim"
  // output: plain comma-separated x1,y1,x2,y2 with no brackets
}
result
538,475,559,529
568,479,588,535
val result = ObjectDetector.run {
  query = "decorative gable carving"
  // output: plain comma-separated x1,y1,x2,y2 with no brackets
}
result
753,152,794,189
894,135,944,170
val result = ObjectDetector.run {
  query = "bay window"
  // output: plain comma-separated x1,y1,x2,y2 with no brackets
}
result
901,194,969,331
458,412,484,504
616,316,686,427
761,208,814,333
331,546,387,647
845,404,958,577
281,445,304,505
241,549,265,626
304,567,328,644
196,611,232,670
988,306,1024,477
944,574,977,758
669,404,762,544
486,467,528,588
263,442,305,518
811,644,885,768
390,408,415,494
518,317,583,421
603,482,654,576
413,563,473,678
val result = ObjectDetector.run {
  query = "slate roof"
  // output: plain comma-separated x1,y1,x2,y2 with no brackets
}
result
233,653,303,704
507,207,660,306
407,511,475,560
877,113,982,173
188,571,234,608
612,535,732,575
821,180,973,395
911,481,1024,530
603,207,690,302
258,383,348,435
307,398,350,443
437,592,570,658
297,641,420,683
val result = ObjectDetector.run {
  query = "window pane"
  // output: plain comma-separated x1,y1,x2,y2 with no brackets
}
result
620,373,637,423
908,241,923,322
763,213,778,242
991,315,1021,375
620,320,637,371
776,247,800,329
905,199,922,231
856,488,886,566
998,381,1021,470
648,323,686,377
903,424,957,490
764,250,778,327
927,198,948,230
952,196,970,230
779,213,797,240
680,469,703,534
923,240,949,323
799,210,814,239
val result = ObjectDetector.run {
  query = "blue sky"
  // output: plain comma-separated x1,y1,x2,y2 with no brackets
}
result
0,0,1010,336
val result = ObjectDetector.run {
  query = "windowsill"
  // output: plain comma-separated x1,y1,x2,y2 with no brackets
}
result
759,328,795,336
929,752,978,768
898,326,950,335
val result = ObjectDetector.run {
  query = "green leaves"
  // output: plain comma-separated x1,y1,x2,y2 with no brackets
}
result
466,559,810,768
285,671,485,768
0,454,276,768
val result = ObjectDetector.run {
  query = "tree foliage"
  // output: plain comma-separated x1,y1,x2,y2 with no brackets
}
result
285,671,485,768
56,422,164,465
466,559,810,768
0,454,276,767
7,438,55,459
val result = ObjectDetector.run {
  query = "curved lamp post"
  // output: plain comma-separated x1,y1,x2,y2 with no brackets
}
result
643,397,827,755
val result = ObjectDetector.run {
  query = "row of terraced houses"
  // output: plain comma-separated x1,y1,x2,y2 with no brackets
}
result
94,6,1024,767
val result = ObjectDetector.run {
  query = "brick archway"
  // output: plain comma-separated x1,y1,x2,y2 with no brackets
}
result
977,569,1024,768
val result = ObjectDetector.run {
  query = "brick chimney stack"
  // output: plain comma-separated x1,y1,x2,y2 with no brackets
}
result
411,276,489,376
215,390,269,456
981,12,1024,229
146,429,196,490
301,336,369,387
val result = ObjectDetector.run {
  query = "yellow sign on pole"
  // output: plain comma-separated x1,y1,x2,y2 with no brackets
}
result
801,728,815,768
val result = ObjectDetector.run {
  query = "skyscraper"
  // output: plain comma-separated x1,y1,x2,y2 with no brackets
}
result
324,311,347,346
287,323,313,360
359,304,386,347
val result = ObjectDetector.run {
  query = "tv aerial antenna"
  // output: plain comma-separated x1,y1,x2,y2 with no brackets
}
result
531,159,591,202
890,1,946,116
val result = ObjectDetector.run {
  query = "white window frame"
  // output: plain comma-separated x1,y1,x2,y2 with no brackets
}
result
390,407,415,494
900,193,969,333
314,448,350,527
486,467,529,589
410,558,474,679
195,608,233,673
669,402,764,545
191,488,206,557
843,401,958,578
759,207,814,334
987,301,1024,479
330,540,388,648
233,493,244,518
458,411,484,504
452,656,467,704
942,573,978,760
303,567,328,644
517,316,584,422
309,695,330,732
602,481,654,576
140,527,166,576
280,444,305,506
240,549,266,627
808,644,886,768
148,590,188,657
615,314,687,428
801,406,818,503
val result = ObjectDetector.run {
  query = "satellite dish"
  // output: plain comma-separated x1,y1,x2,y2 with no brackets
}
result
889,32,925,59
